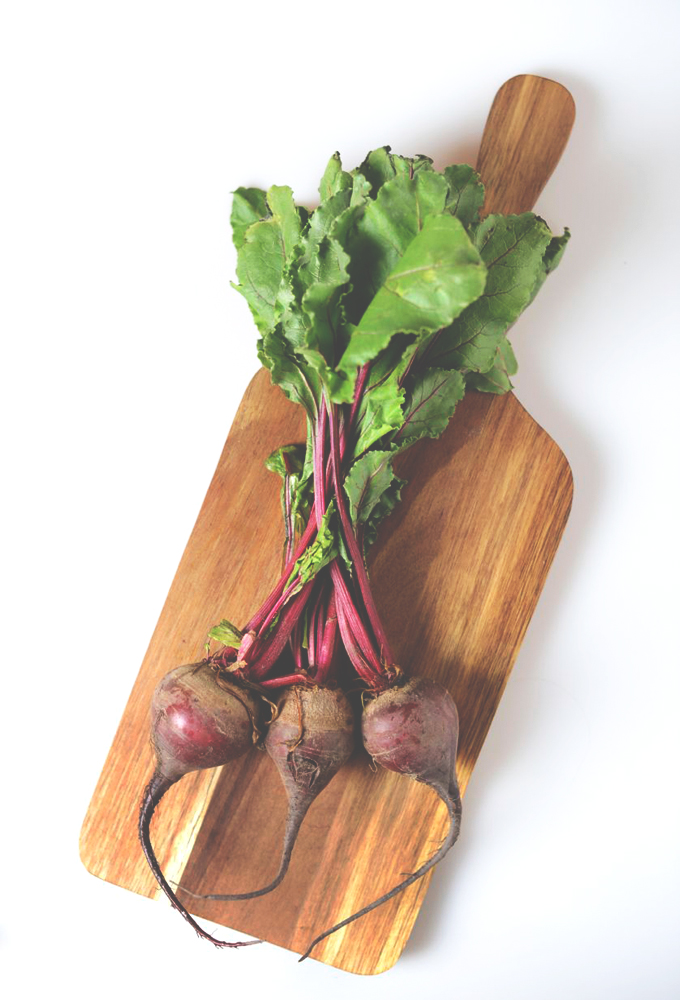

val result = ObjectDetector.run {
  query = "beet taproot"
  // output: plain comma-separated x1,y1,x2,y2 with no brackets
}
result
186,683,355,903
139,662,261,948
300,675,461,960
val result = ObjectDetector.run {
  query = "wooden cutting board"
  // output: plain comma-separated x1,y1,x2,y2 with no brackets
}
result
80,75,576,975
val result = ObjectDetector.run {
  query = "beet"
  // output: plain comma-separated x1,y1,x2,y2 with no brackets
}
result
138,662,261,948
187,683,355,902
300,675,461,960
362,675,461,798
262,684,355,883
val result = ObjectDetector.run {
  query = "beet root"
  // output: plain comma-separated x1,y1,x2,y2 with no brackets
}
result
300,675,461,960
262,684,356,889
188,683,355,902
138,661,261,948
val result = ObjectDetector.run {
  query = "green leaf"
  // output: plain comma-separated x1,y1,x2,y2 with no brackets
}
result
338,214,486,376
344,450,397,525
348,335,415,458
300,235,350,352
344,449,405,547
426,318,508,373
295,175,368,403
234,185,302,334
394,367,465,450
427,213,553,373
443,165,485,227
356,146,434,197
528,227,571,305
543,227,571,273
295,189,354,289
231,187,269,250
298,236,355,403
290,503,339,585
257,325,320,418
235,224,286,332
265,443,306,479
353,369,406,458
267,185,303,260
362,471,404,548
289,192,358,404
208,619,243,647
344,170,450,321
265,442,313,543
466,337,518,394
319,152,353,201
330,173,372,247
307,176,370,309
290,177,373,404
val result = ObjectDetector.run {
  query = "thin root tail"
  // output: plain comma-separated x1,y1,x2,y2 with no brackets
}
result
175,800,309,902
138,769,261,949
299,783,461,962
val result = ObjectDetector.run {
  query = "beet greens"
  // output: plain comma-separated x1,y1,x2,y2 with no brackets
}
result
138,145,569,953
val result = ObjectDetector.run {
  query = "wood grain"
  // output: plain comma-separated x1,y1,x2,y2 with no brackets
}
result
477,74,575,216
80,75,576,975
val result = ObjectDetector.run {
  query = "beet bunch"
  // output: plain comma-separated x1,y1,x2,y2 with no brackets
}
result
138,146,569,955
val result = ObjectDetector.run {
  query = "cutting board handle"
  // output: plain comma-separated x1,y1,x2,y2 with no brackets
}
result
477,74,575,215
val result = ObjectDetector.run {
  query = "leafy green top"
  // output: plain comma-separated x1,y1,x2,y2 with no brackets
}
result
232,147,568,552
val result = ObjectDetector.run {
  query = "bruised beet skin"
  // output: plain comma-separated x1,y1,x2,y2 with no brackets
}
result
139,662,261,948
300,675,461,960
187,684,355,903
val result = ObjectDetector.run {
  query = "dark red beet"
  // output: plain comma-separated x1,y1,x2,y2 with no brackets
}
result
138,662,261,948
300,675,461,960
187,683,355,903
362,675,460,798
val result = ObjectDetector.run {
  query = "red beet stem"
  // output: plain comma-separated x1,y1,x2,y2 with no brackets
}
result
258,672,311,689
343,362,370,459
313,589,339,685
330,562,383,683
314,398,328,526
257,572,304,636
138,770,260,948
246,579,315,680
244,512,317,634
327,404,395,666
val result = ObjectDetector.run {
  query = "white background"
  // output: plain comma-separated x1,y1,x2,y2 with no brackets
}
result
2,1,679,998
